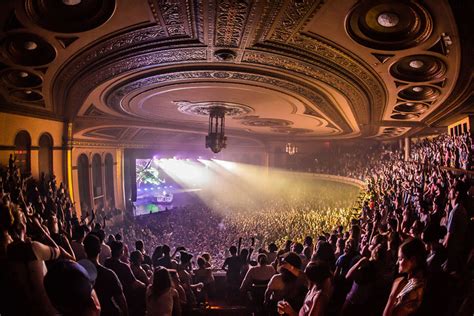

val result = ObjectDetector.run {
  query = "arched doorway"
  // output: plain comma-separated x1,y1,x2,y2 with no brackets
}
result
38,133,53,179
77,154,91,212
104,153,115,208
14,131,31,174
91,154,104,209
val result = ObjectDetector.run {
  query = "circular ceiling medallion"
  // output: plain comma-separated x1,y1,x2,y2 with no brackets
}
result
394,102,429,113
0,69,42,88
25,0,116,33
241,118,293,127
377,12,400,27
3,32,56,66
346,1,432,50
214,49,237,61
10,89,43,102
63,0,82,5
391,113,418,120
390,55,446,82
175,101,254,117
398,85,440,101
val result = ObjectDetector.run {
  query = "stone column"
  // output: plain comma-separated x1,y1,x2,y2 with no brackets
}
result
404,137,411,161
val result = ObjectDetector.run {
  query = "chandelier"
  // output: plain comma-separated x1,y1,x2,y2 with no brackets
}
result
206,106,227,153
286,142,298,155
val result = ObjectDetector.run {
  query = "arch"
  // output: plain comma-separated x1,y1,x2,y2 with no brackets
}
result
77,154,91,212
104,153,115,208
38,133,53,179
91,153,104,209
14,130,31,174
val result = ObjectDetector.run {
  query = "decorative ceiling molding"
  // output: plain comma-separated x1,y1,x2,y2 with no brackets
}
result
214,0,253,47
0,0,465,143
104,68,350,134
147,0,196,37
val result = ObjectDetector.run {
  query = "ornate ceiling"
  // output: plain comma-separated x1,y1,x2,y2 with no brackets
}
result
0,0,472,148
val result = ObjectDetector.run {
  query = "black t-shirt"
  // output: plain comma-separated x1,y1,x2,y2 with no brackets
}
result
143,254,152,267
94,264,124,316
224,256,243,283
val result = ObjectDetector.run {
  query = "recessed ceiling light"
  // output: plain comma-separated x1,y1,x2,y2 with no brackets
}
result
25,90,33,94
406,102,414,106
18,71,29,78
377,12,400,28
412,86,423,92
62,0,82,5
409,60,424,69
24,41,38,50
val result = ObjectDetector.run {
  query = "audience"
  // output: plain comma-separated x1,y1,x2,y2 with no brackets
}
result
0,132,472,316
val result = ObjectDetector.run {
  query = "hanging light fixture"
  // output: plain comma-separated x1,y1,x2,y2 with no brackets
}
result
206,106,227,153
286,142,298,155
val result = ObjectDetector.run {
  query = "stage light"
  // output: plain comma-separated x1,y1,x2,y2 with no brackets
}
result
213,159,236,171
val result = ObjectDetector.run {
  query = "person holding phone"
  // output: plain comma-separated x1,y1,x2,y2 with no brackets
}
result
277,260,332,316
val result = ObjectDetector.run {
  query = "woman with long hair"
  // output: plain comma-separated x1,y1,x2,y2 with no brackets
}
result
277,260,333,316
383,238,427,316
146,267,181,316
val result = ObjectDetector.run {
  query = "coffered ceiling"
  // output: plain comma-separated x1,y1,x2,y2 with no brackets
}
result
0,0,472,148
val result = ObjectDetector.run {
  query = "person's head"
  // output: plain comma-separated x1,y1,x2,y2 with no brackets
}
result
95,229,106,243
280,252,301,282
162,244,171,256
316,242,335,266
44,260,99,316
197,256,206,268
398,238,427,276
107,234,115,244
130,250,144,266
135,240,144,252
83,234,101,260
152,246,163,266
422,224,446,250
410,220,424,237
151,267,172,297
350,225,361,241
201,252,211,263
292,242,304,254
336,238,345,251
344,238,356,255
268,243,278,252
305,260,331,288
229,245,237,255
114,233,122,241
304,236,313,247
11,206,27,239
257,253,268,266
240,248,249,260
179,251,193,264
72,225,86,242
110,241,124,259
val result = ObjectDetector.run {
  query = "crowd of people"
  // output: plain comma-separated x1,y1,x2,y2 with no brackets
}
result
0,132,472,316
